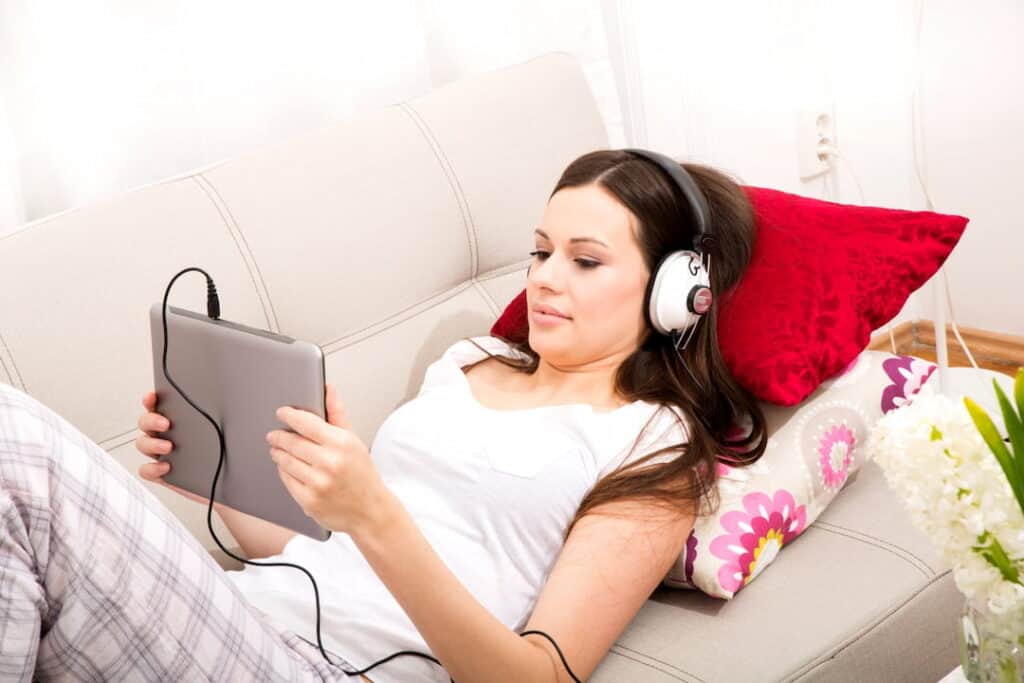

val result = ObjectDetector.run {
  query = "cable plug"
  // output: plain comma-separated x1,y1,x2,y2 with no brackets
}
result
206,278,221,320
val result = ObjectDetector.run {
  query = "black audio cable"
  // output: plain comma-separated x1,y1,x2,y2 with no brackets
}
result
159,267,581,682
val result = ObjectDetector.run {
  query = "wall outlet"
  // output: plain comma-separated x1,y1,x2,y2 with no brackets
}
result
797,104,836,180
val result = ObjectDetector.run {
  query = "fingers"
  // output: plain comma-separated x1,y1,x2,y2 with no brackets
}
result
138,459,172,482
277,465,309,508
325,383,352,430
276,405,337,446
270,446,317,487
135,434,173,459
267,429,319,467
136,393,174,460
137,409,171,434
136,461,213,507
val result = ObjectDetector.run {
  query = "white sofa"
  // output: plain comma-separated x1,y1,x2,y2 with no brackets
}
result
0,52,961,681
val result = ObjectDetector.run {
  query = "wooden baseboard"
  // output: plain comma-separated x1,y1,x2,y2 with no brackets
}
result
868,321,1024,379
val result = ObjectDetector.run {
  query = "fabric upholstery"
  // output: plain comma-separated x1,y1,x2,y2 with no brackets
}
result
0,52,961,681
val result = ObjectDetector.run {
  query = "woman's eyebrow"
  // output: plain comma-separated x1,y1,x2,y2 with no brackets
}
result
534,228,609,248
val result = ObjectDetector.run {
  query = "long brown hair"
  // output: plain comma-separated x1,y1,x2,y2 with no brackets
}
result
470,149,767,541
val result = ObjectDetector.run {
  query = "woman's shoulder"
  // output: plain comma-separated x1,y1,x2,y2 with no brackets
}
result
416,335,522,397
442,335,526,367
595,403,690,479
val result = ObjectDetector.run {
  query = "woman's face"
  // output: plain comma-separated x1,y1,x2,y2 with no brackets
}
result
527,184,652,364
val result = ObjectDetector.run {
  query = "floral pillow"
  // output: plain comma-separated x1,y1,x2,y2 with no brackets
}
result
660,351,939,599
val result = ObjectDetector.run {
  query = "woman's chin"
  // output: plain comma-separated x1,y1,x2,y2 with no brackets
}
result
528,327,571,354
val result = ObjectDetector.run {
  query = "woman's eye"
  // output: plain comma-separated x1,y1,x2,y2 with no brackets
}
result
528,250,599,269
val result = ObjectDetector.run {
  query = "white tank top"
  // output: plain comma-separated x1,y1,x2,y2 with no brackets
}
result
225,335,688,682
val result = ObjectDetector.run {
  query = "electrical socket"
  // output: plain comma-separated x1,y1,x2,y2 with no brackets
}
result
797,103,836,180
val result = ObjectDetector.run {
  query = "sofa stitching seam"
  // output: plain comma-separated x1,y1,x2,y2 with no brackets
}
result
809,524,932,578
397,102,479,278
786,568,954,680
471,280,501,316
192,176,279,332
604,655,686,681
813,520,935,576
316,281,477,351
208,178,281,332
607,644,699,682
0,334,24,390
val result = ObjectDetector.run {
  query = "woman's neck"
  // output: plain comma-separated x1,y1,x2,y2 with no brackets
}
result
522,355,628,410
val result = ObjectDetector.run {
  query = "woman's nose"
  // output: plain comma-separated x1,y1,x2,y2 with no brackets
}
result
529,253,569,284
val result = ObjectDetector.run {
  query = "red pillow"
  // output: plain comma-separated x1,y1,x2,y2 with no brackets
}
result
490,186,968,406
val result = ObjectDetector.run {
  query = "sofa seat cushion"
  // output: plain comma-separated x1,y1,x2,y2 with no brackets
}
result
590,460,960,682
209,460,960,681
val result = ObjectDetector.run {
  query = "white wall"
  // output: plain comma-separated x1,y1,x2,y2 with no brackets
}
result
0,0,618,231
916,0,1023,337
1,0,1019,337
614,0,1021,337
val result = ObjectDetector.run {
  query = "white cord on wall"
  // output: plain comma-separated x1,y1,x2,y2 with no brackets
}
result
794,1,970,374
817,141,900,354
910,0,979,375
819,131,978,369
816,143,864,203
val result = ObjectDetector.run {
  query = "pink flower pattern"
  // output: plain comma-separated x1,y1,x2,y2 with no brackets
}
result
880,356,936,413
818,423,855,489
681,531,698,586
709,489,807,593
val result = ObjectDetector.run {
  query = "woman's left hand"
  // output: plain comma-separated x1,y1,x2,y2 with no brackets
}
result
267,383,388,536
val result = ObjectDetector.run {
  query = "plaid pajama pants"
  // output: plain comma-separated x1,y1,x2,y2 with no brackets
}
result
0,383,368,682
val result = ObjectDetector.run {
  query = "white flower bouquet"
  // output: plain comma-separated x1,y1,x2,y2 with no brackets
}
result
868,367,1024,681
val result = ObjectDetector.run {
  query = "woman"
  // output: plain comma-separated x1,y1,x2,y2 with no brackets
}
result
0,149,767,682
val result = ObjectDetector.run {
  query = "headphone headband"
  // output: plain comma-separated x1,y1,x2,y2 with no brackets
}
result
622,148,715,253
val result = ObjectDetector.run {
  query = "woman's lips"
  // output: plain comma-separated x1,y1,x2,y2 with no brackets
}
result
531,310,571,325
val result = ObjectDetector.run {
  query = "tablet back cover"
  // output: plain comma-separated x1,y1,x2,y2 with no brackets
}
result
149,303,330,542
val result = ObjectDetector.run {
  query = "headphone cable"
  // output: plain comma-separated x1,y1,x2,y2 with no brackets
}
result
159,267,581,683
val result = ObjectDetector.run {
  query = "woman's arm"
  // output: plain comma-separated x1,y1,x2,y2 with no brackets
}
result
519,499,695,681
352,490,694,682
214,502,297,559
353,491,552,680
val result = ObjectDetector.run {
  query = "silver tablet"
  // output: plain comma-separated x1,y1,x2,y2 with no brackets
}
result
149,303,331,543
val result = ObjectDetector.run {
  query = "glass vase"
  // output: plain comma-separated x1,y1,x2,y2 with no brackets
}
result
958,598,1024,683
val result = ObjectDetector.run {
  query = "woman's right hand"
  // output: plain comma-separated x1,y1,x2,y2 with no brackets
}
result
136,391,216,508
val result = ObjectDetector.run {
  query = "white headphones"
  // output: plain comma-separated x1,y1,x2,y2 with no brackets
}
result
527,149,715,349
624,148,716,345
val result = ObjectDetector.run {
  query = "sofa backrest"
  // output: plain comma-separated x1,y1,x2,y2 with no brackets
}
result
0,52,609,549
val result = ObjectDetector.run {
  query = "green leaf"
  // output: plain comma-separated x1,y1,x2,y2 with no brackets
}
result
972,531,1023,586
965,397,1024,518
1015,367,1024,427
994,379,1024,505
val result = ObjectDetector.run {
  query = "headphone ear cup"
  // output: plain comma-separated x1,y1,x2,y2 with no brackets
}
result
647,250,711,336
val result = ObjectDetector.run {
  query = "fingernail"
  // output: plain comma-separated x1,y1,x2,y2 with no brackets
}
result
158,419,169,430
